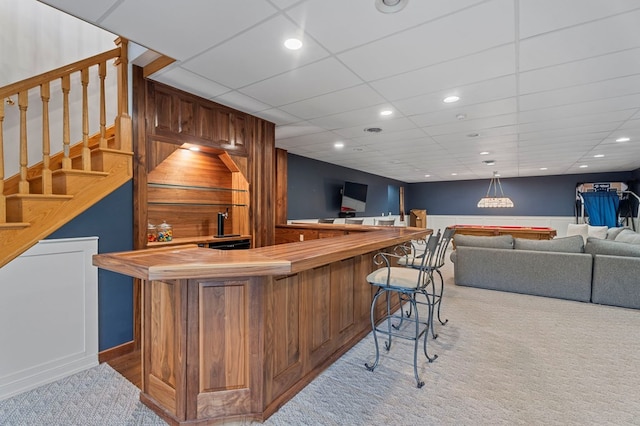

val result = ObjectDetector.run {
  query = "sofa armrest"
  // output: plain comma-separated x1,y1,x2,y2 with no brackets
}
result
592,255,640,309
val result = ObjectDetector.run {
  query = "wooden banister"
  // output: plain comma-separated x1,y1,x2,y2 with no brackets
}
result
0,38,131,221
0,48,120,100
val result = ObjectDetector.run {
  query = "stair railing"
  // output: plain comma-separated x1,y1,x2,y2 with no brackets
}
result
0,38,131,224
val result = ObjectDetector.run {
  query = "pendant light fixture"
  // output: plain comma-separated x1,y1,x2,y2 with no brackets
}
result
477,171,514,208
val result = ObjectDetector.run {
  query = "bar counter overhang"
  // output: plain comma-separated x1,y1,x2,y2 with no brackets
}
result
93,225,431,425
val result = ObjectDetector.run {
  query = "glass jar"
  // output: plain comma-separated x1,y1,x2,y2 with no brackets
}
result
147,223,157,242
157,221,173,242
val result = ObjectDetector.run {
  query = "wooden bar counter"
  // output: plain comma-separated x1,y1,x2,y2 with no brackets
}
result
93,226,430,425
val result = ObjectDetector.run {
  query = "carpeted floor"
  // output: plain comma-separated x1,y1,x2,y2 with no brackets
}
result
2,258,640,425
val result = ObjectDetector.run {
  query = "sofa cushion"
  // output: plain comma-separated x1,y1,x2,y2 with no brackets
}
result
453,234,513,249
614,229,640,245
606,226,627,240
567,223,588,242
514,235,584,253
587,225,608,240
585,237,640,258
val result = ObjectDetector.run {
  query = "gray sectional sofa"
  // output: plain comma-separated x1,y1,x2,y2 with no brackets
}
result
451,229,640,309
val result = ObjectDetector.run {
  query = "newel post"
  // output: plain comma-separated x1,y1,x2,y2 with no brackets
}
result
114,37,132,152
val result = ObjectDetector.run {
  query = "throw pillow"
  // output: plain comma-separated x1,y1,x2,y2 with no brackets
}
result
514,235,584,253
585,237,640,258
453,234,514,249
587,225,608,240
606,226,627,240
567,223,588,243
615,229,640,245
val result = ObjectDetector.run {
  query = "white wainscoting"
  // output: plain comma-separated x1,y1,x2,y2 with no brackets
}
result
0,237,98,400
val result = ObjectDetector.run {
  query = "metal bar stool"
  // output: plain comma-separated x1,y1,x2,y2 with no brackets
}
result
364,233,440,388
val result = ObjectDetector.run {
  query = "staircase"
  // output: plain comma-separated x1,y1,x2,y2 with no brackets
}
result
0,39,133,268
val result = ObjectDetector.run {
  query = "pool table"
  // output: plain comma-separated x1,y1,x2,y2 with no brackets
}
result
449,225,557,242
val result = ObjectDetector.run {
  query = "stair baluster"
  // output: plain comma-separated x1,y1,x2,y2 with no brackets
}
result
40,82,52,195
0,100,5,222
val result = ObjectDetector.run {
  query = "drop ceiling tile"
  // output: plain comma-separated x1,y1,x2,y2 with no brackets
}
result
39,0,119,22
519,49,640,95
433,126,519,144
518,111,632,134
254,108,302,126
371,44,515,101
277,130,342,148
337,0,514,81
422,114,518,137
100,0,278,60
519,9,640,71
212,91,272,113
182,15,330,89
519,94,640,124
519,0,640,39
239,58,362,106
308,104,401,130
520,75,640,111
285,0,485,53
409,97,517,128
332,117,419,139
279,85,386,120
351,128,430,146
150,67,231,99
274,121,327,139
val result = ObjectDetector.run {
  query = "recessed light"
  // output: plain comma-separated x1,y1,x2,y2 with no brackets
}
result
616,137,630,142
579,164,588,168
364,127,383,133
451,172,458,176
539,167,548,171
483,160,496,166
375,0,409,14
480,151,490,155
456,113,467,120
443,95,460,103
594,154,604,158
424,174,431,178
284,38,302,50
380,109,393,116
334,142,344,149
188,146,200,151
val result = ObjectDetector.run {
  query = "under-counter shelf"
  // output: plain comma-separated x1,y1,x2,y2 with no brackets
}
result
147,234,252,248
147,182,247,193
148,202,247,207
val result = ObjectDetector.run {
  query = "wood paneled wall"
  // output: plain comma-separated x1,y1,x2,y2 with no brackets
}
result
131,66,276,350
132,67,276,249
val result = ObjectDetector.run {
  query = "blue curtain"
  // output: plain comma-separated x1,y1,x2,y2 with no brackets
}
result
580,191,620,227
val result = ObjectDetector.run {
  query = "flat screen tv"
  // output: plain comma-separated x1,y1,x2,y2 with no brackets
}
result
340,181,368,213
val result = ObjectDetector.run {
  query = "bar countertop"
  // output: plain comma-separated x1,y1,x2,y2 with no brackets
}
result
93,226,431,281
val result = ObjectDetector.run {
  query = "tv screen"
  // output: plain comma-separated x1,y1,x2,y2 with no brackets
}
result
340,181,368,212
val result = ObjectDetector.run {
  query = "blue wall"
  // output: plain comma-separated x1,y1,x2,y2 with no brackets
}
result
289,153,639,221
47,181,133,351
288,154,406,219
408,171,635,217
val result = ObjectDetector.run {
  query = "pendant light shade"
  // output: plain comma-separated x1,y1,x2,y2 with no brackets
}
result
477,172,514,208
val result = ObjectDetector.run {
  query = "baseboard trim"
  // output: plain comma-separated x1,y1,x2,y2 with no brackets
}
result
98,340,136,363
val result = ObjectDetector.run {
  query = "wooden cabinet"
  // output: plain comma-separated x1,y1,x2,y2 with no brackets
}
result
150,84,249,155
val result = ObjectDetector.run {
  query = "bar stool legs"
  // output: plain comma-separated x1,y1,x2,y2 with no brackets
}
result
365,286,437,388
